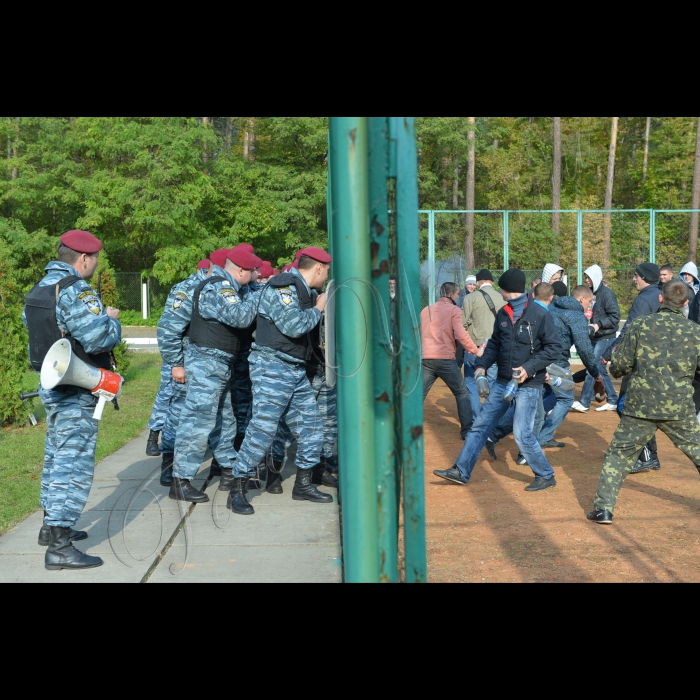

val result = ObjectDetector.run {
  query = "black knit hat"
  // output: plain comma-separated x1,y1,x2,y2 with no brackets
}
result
498,269,526,294
552,281,568,297
635,262,660,285
476,268,494,282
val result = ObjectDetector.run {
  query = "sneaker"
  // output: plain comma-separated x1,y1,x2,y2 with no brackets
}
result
595,403,618,412
486,439,497,460
525,476,556,492
587,509,613,524
571,401,589,413
630,458,661,474
541,440,565,449
433,466,469,485
516,453,528,466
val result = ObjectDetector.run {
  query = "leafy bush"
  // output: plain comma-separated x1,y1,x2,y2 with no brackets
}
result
119,308,162,327
111,340,132,376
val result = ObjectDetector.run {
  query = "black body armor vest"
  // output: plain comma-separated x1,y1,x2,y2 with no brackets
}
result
188,276,252,356
24,275,112,373
255,273,318,363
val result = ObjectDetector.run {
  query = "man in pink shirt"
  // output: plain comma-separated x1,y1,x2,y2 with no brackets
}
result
421,282,483,439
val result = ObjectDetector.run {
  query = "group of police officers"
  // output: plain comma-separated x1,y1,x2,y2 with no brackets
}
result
24,230,338,571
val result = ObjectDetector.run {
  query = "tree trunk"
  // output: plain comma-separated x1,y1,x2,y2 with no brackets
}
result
602,117,619,268
452,164,460,209
552,117,562,255
243,118,256,161
689,117,700,262
642,116,651,183
201,117,210,163
225,117,233,151
11,117,20,180
464,117,476,269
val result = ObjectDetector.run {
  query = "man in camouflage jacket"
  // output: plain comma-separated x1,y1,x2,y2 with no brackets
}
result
589,280,700,524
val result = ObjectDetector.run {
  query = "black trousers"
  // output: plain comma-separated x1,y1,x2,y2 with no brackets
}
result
422,359,473,439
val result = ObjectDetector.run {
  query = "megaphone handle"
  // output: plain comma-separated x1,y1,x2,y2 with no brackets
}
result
93,395,108,421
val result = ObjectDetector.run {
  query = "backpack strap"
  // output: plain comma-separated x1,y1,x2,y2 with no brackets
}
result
479,288,498,319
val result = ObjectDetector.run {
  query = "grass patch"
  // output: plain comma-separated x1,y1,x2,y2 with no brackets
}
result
0,351,163,535
118,308,163,327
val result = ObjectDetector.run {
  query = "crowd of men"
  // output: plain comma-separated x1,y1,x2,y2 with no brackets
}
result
425,260,700,524
24,231,337,571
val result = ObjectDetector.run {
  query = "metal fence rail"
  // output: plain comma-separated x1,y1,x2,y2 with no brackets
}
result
421,209,700,307
112,273,170,317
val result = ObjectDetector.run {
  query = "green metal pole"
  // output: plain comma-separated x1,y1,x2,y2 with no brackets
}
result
329,117,379,583
577,210,583,285
650,209,656,263
368,117,397,583
503,211,510,270
428,210,436,305
393,117,426,583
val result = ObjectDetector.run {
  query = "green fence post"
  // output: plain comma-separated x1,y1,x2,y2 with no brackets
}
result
368,117,398,583
650,210,656,263
393,117,426,583
577,210,583,285
329,117,379,583
503,211,509,270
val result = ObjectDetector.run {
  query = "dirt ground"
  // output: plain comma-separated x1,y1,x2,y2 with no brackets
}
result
423,378,700,583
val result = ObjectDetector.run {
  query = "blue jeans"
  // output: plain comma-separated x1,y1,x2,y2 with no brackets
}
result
538,384,575,444
490,385,556,444
455,383,554,482
580,337,619,408
463,354,498,419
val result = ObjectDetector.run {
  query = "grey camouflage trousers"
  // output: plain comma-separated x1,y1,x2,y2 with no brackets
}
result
233,349,253,436
147,362,174,431
172,345,239,481
235,350,323,477
39,385,99,528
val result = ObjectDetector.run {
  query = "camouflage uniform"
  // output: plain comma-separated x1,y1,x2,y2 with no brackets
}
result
172,265,260,481
157,269,209,454
147,362,174,431
309,364,337,461
234,267,324,477
23,261,121,528
594,306,700,514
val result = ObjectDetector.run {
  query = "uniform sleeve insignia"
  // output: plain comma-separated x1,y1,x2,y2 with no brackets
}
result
77,290,103,316
278,287,294,306
221,281,231,286
173,291,188,310
220,289,240,303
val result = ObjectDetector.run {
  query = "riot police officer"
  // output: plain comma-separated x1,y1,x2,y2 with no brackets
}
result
23,230,121,570
230,247,332,515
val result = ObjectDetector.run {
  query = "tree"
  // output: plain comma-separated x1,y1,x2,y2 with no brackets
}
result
602,117,619,268
464,117,476,268
552,117,562,255
689,117,700,262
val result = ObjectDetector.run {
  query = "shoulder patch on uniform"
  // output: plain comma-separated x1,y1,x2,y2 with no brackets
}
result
278,286,294,305
173,291,188,310
220,288,239,303
77,289,102,316
221,280,231,286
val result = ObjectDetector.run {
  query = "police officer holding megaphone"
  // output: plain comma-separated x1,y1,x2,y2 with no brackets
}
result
23,230,122,571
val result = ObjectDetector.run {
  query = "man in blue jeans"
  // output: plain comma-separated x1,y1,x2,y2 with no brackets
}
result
434,269,563,492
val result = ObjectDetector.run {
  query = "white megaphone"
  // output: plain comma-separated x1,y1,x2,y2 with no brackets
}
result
41,339,123,420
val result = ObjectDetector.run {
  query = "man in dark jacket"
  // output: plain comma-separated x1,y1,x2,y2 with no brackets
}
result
539,285,605,447
573,264,621,413
602,262,662,473
589,280,700,524
434,269,563,492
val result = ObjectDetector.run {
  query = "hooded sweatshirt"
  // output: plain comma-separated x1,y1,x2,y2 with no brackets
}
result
584,264,620,342
542,263,565,284
680,262,700,291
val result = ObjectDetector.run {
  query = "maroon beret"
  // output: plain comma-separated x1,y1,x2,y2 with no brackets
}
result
228,248,262,269
210,249,230,268
295,249,304,260
280,263,293,273
298,247,332,264
197,259,211,270
60,230,102,254
259,262,275,278
233,243,255,254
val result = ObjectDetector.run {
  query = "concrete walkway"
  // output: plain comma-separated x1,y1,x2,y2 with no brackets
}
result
0,430,342,583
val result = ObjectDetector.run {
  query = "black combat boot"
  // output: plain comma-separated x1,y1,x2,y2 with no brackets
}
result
146,429,161,457
325,455,339,475
292,467,333,503
209,457,222,476
312,462,339,488
160,453,174,486
227,478,254,515
218,467,235,492
38,512,87,547
169,477,210,503
266,461,284,494
45,526,103,571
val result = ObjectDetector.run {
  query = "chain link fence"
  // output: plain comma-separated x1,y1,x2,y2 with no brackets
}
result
112,273,170,318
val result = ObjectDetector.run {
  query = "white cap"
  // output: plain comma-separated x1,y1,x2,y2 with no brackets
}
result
465,275,477,285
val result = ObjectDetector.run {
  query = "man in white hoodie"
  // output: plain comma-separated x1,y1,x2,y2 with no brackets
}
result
572,264,621,413
542,264,565,285
680,262,699,311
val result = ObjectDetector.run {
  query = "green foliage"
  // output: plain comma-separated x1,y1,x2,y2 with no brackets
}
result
111,340,132,376
119,308,161,327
